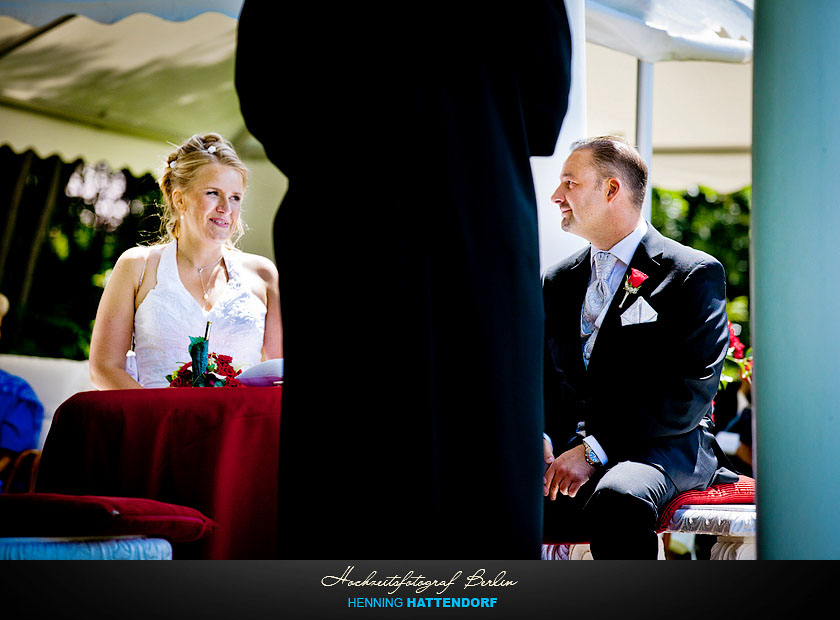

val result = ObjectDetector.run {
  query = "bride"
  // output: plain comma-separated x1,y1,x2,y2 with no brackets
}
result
89,133,283,389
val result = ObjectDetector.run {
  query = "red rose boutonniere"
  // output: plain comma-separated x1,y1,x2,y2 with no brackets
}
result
618,268,649,308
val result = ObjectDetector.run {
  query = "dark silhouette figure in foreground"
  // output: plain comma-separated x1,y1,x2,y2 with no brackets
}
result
236,1,572,558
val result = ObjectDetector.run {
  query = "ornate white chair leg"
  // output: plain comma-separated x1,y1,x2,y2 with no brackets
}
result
711,535,756,560
541,543,571,560
569,543,593,560
657,533,666,559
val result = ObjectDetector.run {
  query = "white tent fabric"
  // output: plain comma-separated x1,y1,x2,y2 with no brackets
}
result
0,10,284,260
0,13,248,176
0,0,755,60
587,0,753,63
0,0,243,24
0,1,755,180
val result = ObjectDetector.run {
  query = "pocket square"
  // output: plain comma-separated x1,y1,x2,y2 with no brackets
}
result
620,296,658,326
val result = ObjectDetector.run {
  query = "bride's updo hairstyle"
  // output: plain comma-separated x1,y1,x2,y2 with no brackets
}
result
158,133,249,247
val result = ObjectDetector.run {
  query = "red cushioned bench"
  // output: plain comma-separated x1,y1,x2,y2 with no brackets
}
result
542,476,756,560
657,475,756,559
0,493,216,560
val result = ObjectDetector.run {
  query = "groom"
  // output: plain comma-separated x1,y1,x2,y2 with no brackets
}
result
541,136,738,559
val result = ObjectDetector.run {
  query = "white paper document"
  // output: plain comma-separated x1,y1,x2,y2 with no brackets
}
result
237,358,284,386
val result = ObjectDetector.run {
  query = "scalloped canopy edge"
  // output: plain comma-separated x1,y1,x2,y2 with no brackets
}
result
0,1,243,26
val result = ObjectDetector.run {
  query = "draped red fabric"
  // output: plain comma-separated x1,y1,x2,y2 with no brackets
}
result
35,387,283,559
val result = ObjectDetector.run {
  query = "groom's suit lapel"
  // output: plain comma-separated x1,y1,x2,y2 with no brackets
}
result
559,247,591,379
587,226,666,372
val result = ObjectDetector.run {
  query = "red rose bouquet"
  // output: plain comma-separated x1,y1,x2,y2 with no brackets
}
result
166,322,243,388
167,352,243,388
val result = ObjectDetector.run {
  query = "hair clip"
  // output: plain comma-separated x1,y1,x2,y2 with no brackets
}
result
207,146,217,154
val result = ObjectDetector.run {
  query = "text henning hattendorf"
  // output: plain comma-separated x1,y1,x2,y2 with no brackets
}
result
321,566,517,596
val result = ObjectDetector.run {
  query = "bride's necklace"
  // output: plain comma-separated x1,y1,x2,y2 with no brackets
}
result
178,247,224,301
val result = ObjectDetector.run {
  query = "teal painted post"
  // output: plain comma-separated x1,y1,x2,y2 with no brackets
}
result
752,0,840,559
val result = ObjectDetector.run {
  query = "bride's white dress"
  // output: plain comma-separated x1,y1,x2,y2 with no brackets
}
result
130,240,266,388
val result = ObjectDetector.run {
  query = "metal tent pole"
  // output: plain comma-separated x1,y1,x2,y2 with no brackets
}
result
635,59,654,221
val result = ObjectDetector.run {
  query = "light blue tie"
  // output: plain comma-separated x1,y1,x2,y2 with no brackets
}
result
581,251,617,365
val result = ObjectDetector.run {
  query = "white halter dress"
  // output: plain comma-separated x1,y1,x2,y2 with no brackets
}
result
130,241,267,388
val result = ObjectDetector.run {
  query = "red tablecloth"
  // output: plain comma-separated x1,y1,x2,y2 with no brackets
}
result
35,387,283,559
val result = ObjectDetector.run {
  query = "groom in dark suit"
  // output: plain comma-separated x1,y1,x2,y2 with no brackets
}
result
541,136,738,559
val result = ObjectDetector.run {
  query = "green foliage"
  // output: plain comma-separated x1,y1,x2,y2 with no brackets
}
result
0,147,161,360
651,185,751,346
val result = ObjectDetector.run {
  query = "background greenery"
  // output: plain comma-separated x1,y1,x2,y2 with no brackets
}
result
0,148,752,360
651,185,751,343
0,146,160,359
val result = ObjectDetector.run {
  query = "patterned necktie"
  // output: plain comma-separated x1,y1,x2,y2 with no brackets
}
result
581,250,618,365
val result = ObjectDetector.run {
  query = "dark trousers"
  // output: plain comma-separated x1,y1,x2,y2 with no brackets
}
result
543,461,678,559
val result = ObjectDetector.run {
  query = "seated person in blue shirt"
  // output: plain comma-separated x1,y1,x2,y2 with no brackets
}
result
0,293,45,491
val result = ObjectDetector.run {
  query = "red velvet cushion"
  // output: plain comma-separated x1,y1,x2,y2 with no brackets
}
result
0,493,216,542
656,475,755,532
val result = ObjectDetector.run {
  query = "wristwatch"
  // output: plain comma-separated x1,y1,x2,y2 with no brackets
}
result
583,441,602,467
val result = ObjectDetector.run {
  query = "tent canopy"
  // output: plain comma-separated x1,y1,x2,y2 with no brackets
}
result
0,0,753,185
0,0,243,24
587,0,753,63
0,11,259,177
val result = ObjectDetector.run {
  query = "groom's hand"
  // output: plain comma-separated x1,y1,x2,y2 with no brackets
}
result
543,437,555,466
542,437,555,496
543,443,595,500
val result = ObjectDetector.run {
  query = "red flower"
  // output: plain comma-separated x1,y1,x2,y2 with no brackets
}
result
627,268,649,289
719,321,753,392
169,373,192,388
216,362,238,379
728,322,746,359
215,354,233,364
618,269,650,308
